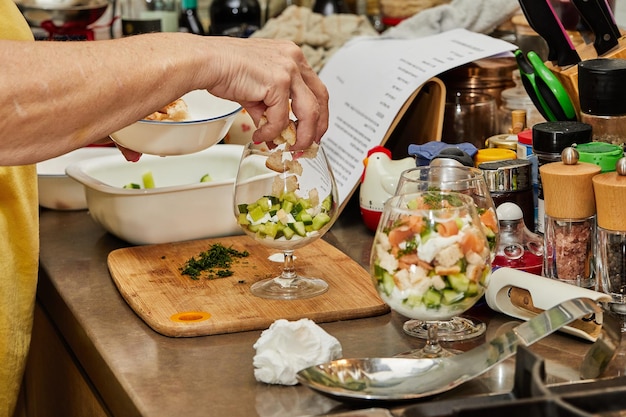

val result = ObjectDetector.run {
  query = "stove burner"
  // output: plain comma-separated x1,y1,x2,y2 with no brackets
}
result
402,346,626,417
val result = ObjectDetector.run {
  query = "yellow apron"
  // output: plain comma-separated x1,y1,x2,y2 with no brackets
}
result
0,3,40,416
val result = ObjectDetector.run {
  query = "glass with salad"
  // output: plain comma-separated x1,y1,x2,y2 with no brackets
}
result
394,165,498,342
371,191,491,358
233,141,338,300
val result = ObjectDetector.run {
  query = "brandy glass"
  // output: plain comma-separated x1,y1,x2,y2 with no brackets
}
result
394,165,499,341
233,141,338,300
371,191,492,358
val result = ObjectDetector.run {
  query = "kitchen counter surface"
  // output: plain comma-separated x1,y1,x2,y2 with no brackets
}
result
37,196,626,417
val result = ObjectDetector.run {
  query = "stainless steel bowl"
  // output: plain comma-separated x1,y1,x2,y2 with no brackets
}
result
16,0,109,27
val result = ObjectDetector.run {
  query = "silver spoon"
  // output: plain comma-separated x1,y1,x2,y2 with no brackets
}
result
296,297,620,401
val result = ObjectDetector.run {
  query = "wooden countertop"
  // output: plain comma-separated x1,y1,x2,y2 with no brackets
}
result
36,196,626,417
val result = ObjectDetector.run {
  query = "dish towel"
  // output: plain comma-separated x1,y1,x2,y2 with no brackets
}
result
382,0,521,39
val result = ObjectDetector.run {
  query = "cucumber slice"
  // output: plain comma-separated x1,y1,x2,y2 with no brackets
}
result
123,183,141,189
423,288,442,308
404,294,422,307
297,212,313,225
248,205,266,223
288,221,306,237
142,171,155,189
269,203,281,216
381,271,395,296
448,273,470,292
282,191,298,203
282,225,295,240
256,197,273,212
321,194,333,212
237,203,249,214
442,289,464,305
311,212,331,230
200,173,212,182
281,200,294,214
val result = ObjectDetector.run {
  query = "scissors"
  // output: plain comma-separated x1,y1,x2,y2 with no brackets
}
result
514,49,577,122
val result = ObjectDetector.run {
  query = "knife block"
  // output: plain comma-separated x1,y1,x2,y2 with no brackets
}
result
546,35,626,118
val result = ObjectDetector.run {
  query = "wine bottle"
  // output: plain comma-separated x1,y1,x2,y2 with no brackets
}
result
121,0,179,35
208,0,261,38
179,0,205,35
312,0,350,15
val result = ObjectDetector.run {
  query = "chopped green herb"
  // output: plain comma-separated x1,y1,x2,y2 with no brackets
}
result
179,243,249,280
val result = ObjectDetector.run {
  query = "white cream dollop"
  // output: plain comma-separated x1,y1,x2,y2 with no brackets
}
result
252,318,342,385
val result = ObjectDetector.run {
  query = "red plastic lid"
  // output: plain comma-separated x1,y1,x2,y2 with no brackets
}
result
381,16,406,26
517,129,533,146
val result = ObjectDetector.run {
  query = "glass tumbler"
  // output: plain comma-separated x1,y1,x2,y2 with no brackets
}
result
441,91,498,150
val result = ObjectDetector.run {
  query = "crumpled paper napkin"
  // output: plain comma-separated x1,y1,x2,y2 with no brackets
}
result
253,318,342,385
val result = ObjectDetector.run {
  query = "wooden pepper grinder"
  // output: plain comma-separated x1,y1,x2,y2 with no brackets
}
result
592,157,626,324
539,147,601,288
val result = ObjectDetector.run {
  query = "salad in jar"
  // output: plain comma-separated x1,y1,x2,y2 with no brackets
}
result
371,192,491,320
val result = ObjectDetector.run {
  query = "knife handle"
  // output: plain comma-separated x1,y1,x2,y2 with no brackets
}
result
571,0,621,56
509,287,602,339
518,0,581,67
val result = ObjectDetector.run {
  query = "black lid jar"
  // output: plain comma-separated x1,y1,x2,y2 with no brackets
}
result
578,59,626,144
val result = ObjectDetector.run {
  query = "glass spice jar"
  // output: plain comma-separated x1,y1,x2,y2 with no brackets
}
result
540,147,601,288
578,58,626,145
532,121,592,234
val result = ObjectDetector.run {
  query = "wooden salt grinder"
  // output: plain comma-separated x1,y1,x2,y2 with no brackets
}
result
540,148,601,220
540,147,601,286
593,158,626,232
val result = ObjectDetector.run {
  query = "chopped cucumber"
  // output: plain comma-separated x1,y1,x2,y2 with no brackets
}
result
237,203,249,214
200,173,212,182
312,212,331,230
142,171,155,189
321,194,333,212
423,288,442,308
282,226,295,240
442,289,464,305
404,294,422,307
373,265,395,296
248,205,266,223
123,183,141,189
297,212,313,225
467,282,479,296
288,221,307,237
240,188,333,241
281,200,294,213
448,273,470,293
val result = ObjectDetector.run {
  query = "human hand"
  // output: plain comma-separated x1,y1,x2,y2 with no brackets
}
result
200,37,329,151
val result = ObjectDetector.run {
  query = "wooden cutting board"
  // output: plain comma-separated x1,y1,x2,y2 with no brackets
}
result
107,236,389,337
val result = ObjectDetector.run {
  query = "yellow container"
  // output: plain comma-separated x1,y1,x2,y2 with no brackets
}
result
474,148,516,167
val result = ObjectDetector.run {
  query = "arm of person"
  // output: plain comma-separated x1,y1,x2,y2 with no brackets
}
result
0,33,328,165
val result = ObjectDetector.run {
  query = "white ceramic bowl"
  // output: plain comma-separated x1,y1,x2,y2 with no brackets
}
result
109,90,242,157
37,146,121,210
66,144,272,245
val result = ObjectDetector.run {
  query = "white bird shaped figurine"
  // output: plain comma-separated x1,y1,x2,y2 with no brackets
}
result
359,146,415,231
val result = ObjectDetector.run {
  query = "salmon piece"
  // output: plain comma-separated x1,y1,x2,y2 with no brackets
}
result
388,225,414,248
460,230,485,254
436,219,458,237
480,208,498,234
